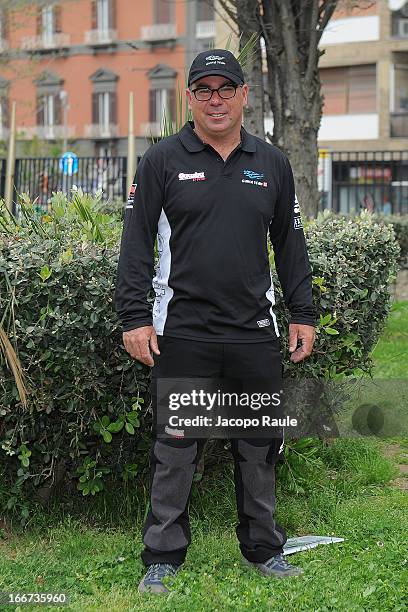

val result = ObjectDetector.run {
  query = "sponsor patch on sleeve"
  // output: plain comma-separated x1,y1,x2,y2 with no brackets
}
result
293,193,303,229
127,183,137,207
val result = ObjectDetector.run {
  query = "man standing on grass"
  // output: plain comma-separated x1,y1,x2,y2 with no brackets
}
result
115,49,316,594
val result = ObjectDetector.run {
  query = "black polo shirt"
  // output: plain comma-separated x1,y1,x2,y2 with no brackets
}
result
115,121,316,342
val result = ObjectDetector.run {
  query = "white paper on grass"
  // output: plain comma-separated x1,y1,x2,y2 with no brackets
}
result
283,535,345,556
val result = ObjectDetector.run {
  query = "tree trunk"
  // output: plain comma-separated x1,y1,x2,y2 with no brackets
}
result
265,42,322,218
218,0,341,218
260,0,337,217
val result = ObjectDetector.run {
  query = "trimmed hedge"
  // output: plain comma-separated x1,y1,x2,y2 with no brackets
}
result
374,214,408,267
0,198,400,516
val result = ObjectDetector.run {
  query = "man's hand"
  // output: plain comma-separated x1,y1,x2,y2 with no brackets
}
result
288,323,315,363
123,326,160,367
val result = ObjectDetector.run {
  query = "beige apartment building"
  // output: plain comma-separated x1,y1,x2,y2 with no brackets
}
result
216,0,408,214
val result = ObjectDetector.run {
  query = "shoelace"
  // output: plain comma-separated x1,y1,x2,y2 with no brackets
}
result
265,554,291,569
146,563,178,582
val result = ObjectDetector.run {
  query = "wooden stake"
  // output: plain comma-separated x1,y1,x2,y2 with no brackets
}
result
127,92,136,199
5,101,16,212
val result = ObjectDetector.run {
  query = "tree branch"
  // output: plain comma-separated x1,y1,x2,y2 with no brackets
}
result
305,0,320,86
317,0,338,41
217,0,239,35
273,0,301,80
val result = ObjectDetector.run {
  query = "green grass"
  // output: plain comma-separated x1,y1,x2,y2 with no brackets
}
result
0,302,407,611
334,301,408,437
0,487,407,610
0,437,406,612
372,301,408,378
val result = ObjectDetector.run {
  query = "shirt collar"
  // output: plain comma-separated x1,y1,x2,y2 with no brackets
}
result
178,121,257,153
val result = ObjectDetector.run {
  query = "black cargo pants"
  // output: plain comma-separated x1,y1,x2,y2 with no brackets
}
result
141,336,287,566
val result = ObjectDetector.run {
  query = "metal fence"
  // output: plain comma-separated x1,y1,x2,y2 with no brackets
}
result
10,156,128,211
319,150,408,215
1,151,407,216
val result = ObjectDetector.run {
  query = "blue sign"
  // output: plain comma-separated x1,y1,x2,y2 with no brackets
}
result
59,152,78,176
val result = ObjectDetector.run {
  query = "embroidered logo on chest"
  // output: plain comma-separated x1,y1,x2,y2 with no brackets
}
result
242,169,268,188
178,171,206,181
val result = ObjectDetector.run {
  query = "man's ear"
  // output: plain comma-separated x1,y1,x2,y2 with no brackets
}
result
242,83,249,106
186,88,193,111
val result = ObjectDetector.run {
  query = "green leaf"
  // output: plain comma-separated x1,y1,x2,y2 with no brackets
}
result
102,430,112,443
107,420,124,433
127,412,140,426
39,265,52,281
60,248,73,264
125,422,135,435
324,327,339,335
319,313,332,326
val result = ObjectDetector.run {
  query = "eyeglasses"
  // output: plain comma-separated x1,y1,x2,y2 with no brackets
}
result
191,84,239,101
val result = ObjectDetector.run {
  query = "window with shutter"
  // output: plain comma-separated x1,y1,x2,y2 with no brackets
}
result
54,5,62,33
36,6,42,35
92,92,100,124
109,91,117,124
197,0,214,22
109,0,116,29
37,95,45,126
155,0,171,24
42,5,54,44
97,0,110,32
0,97,8,128
321,65,376,115
149,89,156,122
91,0,97,29
149,88,176,123
320,68,347,115
348,65,376,113
168,89,176,120
53,93,62,125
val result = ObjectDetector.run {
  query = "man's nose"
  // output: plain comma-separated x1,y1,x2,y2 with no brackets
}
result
210,91,222,105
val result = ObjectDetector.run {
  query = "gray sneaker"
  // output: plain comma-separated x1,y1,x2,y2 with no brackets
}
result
243,553,304,578
138,562,180,594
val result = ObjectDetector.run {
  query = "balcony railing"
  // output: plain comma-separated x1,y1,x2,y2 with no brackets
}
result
84,124,119,139
140,23,177,42
84,29,117,45
21,125,75,140
140,121,177,137
195,21,216,39
21,33,70,50
390,112,408,137
140,122,161,137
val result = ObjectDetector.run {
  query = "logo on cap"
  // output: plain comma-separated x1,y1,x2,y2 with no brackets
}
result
205,55,225,61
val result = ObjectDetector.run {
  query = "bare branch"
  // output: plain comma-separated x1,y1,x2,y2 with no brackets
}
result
318,0,338,38
273,0,301,80
260,0,283,60
217,0,239,34
305,0,320,86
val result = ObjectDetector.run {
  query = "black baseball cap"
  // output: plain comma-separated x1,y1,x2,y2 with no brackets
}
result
188,49,245,87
